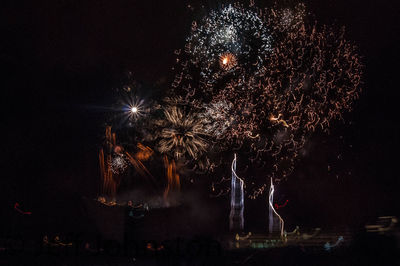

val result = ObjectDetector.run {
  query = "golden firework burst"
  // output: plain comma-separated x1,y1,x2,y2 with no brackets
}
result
219,53,237,70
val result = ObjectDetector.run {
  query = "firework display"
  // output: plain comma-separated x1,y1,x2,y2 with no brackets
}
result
168,2,362,198
102,2,362,200
156,104,208,161
6,0,400,261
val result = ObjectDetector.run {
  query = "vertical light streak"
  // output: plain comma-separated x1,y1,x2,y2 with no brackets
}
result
268,177,274,234
163,156,180,200
268,178,284,237
99,126,117,197
230,153,244,230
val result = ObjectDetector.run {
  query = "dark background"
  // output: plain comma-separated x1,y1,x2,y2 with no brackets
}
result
1,0,399,234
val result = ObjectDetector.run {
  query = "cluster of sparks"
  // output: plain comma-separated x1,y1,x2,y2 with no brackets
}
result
105,2,362,200
111,154,128,175
156,103,209,163
184,4,272,84
169,2,362,198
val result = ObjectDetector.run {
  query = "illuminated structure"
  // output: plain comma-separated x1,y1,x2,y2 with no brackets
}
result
268,178,284,237
230,154,244,231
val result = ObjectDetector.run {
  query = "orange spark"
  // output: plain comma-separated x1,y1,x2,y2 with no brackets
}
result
269,114,289,128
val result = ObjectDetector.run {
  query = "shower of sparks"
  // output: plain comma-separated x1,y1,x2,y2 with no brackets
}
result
199,100,233,138
170,2,362,198
111,154,128,175
157,104,208,164
184,4,272,85
104,2,363,200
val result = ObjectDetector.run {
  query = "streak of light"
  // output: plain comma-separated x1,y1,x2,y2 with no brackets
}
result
268,178,284,237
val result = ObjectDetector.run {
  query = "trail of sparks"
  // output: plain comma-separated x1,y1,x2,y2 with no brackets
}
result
104,1,362,201
169,2,362,198
269,178,284,237
157,103,208,169
230,153,244,230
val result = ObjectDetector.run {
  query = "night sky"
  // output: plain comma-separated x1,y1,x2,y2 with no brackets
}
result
1,0,400,232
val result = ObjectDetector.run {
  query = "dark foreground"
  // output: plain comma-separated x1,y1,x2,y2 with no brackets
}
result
1,230,399,266
2,199,400,265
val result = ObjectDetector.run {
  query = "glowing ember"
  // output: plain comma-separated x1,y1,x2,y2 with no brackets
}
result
219,53,238,71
